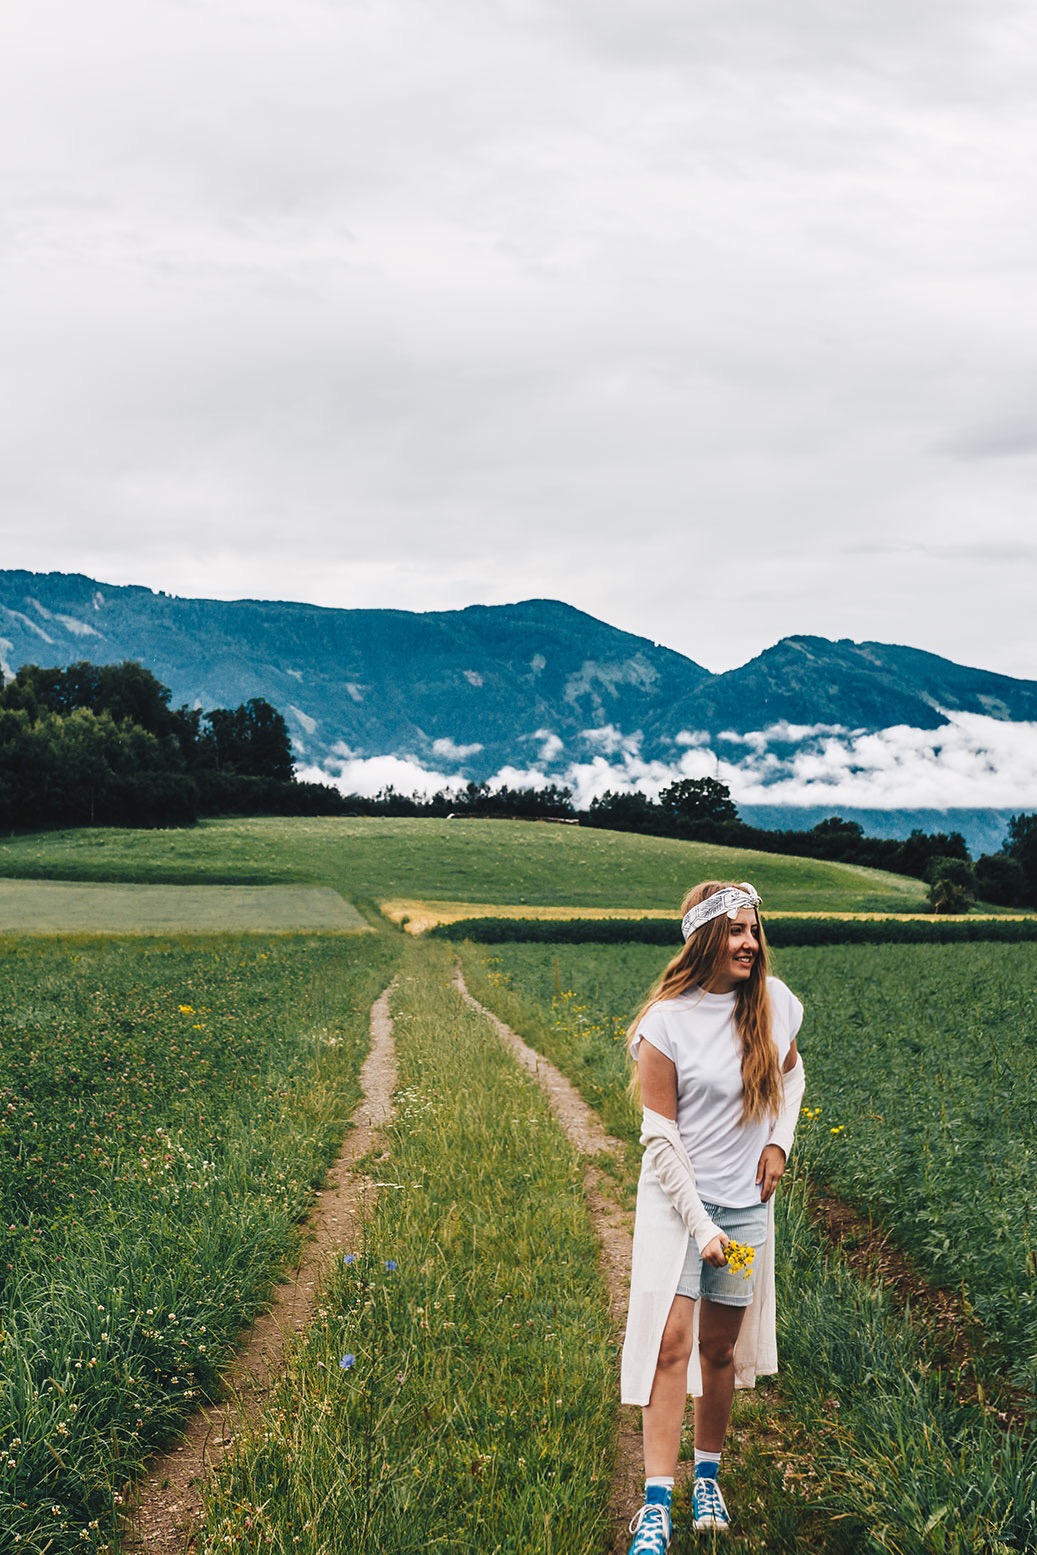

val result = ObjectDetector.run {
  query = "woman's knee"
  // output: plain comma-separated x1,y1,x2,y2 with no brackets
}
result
698,1332,735,1371
657,1310,694,1372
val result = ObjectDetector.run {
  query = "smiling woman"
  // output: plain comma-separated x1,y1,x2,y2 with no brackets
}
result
619,881,805,1548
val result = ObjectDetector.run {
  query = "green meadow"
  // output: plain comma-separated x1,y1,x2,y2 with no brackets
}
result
0,815,927,914
0,817,1032,1553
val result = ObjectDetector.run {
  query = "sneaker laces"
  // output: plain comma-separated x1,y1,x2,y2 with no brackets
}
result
693,1474,729,1523
627,1501,671,1553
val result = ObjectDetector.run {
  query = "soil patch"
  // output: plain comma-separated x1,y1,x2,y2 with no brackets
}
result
122,984,397,1554
806,1188,1031,1427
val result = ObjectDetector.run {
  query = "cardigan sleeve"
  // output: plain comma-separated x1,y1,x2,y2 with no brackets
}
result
767,1055,805,1159
640,1108,724,1254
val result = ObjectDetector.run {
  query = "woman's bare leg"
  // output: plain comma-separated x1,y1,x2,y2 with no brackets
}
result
642,1295,695,1476
694,1299,747,1452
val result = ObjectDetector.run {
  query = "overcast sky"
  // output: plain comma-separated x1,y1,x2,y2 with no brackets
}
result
4,0,1037,680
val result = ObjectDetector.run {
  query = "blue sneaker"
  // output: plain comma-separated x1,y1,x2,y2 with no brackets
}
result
691,1470,730,1532
627,1496,672,1553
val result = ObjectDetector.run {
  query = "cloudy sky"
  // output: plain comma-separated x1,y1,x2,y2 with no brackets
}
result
4,0,1037,683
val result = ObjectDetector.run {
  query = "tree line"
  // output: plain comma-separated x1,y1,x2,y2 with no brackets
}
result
2,661,1034,910
0,661,342,827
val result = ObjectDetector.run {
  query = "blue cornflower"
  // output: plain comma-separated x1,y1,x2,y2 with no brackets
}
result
340,1354,356,1370
343,1254,356,1265
385,1260,398,1272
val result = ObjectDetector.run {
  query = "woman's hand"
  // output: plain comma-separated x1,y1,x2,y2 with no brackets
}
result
700,1233,730,1268
756,1143,786,1202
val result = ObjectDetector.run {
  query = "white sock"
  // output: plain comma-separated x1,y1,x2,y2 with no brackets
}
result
645,1476,674,1494
694,1449,721,1474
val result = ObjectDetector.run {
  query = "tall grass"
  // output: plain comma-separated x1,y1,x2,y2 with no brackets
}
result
0,933,398,1554
200,939,617,1555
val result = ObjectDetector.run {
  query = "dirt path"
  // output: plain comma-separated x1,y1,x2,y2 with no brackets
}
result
452,968,644,1555
122,984,398,1555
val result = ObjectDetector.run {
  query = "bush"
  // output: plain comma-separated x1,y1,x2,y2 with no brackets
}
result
974,852,1030,907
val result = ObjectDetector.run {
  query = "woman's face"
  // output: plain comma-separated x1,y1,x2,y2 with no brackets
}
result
706,908,760,993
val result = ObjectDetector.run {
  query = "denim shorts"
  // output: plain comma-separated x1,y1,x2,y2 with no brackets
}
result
675,1201,769,1307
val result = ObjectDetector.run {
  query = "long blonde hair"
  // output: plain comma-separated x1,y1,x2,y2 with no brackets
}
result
628,880,782,1124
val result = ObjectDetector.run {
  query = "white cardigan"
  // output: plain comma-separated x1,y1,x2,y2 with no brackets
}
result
620,1056,805,1407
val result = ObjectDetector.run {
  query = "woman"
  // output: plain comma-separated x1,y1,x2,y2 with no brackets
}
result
620,881,805,1549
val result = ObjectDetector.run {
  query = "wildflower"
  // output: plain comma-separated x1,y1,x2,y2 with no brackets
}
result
724,1241,756,1279
178,1005,195,1015
830,1125,845,1135
340,1354,356,1370
343,1254,356,1265
385,1260,398,1272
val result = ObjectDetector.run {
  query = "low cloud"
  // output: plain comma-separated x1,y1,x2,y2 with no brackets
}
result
299,711,1037,814
431,736,483,760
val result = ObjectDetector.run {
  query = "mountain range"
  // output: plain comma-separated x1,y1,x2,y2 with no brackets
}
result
2,569,1035,853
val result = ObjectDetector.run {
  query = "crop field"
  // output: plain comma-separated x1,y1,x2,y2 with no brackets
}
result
2,818,1034,1553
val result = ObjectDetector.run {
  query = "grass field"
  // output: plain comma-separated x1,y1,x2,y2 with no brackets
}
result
0,879,369,934
0,817,929,914
0,930,398,1553
2,817,1034,1553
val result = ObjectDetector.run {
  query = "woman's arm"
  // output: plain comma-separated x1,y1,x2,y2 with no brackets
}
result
756,1042,805,1201
638,1037,679,1119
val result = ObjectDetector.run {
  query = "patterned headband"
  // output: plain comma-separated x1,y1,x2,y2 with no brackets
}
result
680,883,761,942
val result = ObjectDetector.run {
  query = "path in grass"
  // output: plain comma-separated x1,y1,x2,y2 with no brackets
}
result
453,966,643,1555
124,983,397,1555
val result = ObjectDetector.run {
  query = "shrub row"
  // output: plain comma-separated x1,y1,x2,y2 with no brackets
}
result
429,914,1037,946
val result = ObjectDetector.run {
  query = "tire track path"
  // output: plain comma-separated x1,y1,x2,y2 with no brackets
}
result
123,984,398,1555
452,967,642,1555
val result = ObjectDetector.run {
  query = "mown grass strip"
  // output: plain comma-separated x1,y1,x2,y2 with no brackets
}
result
0,880,369,935
0,933,399,1555
462,941,1037,1554
200,938,617,1555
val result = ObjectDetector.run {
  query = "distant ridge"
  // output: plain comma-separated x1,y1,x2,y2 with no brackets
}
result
1,570,1035,853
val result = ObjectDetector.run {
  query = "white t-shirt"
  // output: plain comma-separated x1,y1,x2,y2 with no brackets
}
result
631,976,804,1209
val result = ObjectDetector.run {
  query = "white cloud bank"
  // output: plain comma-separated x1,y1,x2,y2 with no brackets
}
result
297,710,1037,813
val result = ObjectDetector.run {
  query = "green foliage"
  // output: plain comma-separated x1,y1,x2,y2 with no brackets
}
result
658,775,740,829
975,852,1030,907
432,914,1037,946
202,941,616,1555
0,664,325,827
1004,812,1037,905
0,932,399,1552
924,855,977,915
205,697,294,782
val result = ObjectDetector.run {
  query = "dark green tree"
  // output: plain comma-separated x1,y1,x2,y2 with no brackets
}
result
925,856,976,915
974,853,1030,907
204,698,294,781
658,777,739,834
1002,813,1037,906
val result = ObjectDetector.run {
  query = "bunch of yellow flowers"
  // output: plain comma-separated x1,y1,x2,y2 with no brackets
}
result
724,1241,756,1279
